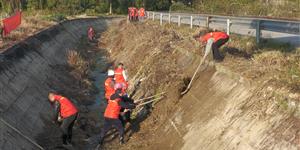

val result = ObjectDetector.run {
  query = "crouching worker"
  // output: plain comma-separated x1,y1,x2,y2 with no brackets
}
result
48,92,78,146
98,86,136,147
119,96,135,127
197,31,229,61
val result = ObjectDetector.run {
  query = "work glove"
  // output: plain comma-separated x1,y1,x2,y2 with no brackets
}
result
57,116,63,123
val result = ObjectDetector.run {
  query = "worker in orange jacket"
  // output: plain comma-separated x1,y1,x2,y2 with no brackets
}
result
104,69,115,101
48,92,78,146
114,63,128,93
197,31,229,60
97,84,136,147
139,7,145,20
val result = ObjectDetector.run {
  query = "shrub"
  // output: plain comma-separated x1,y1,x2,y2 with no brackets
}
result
67,50,89,79
170,2,193,13
47,13,67,22
95,3,109,14
85,9,96,16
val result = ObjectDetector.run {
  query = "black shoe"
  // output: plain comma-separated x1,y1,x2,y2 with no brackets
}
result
95,144,101,150
95,139,103,150
99,139,104,146
67,138,72,145
119,137,124,145
62,143,73,148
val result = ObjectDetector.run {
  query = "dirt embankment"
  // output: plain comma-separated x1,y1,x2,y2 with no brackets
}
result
99,20,300,149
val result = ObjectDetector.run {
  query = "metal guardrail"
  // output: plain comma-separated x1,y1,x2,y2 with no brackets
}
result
146,11,300,44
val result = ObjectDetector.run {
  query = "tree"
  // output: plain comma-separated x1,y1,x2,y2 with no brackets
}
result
156,0,171,10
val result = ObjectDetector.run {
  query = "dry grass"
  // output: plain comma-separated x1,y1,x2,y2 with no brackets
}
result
67,50,89,81
253,51,288,67
144,21,300,94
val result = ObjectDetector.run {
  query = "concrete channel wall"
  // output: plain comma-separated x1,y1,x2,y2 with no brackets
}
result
0,18,110,150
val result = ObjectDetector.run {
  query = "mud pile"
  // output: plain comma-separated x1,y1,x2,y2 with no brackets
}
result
100,21,300,150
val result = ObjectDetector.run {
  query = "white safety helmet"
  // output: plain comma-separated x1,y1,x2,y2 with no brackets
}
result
107,70,114,76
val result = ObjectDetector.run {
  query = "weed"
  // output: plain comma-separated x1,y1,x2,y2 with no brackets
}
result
259,39,294,53
67,50,89,80
274,92,289,110
47,14,67,22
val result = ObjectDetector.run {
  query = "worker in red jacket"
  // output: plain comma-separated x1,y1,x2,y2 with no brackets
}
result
104,69,115,101
128,7,133,21
130,7,135,21
114,63,128,92
134,7,139,21
88,26,95,41
198,31,229,60
48,93,78,146
97,85,136,147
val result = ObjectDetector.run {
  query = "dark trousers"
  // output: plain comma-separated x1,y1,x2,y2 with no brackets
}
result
119,111,131,127
212,37,229,60
119,96,133,126
61,113,78,144
99,117,124,142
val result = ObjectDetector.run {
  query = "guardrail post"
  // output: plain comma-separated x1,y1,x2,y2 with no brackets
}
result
256,20,261,44
190,16,193,29
153,12,155,21
178,15,181,26
206,16,210,28
160,13,163,25
226,19,231,35
168,13,171,24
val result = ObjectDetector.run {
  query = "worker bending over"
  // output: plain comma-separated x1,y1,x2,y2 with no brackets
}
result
104,69,115,101
48,92,78,146
197,31,229,61
98,84,136,146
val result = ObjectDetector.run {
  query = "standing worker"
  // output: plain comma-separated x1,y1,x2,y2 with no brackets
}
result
139,7,145,21
104,69,115,101
114,63,128,92
197,31,229,61
128,7,133,21
128,7,131,21
88,26,95,41
97,84,136,147
48,92,78,146
134,7,139,21
130,7,135,21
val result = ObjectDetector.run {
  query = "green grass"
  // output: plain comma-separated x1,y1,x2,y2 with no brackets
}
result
177,0,300,19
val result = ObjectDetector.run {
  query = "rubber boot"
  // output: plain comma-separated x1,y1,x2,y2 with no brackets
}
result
62,134,68,145
99,138,104,146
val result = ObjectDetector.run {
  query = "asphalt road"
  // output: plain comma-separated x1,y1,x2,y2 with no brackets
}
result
149,12,300,47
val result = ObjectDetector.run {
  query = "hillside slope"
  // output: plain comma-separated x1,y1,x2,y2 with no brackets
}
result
100,20,300,150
